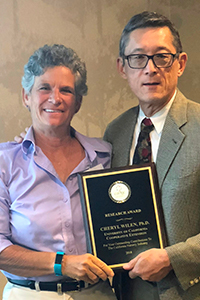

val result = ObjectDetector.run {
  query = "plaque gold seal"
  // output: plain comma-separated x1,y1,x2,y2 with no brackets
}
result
108,181,131,203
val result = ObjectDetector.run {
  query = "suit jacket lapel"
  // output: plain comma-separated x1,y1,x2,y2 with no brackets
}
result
111,106,139,167
156,90,187,187
120,106,139,166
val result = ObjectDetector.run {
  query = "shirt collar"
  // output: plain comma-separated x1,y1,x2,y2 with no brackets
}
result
22,126,36,155
138,90,177,135
73,128,111,162
22,126,111,163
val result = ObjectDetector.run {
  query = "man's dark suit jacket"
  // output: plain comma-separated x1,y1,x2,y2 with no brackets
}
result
104,90,200,300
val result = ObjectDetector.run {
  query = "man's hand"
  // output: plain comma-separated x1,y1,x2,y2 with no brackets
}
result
14,127,29,143
62,254,114,284
123,248,172,282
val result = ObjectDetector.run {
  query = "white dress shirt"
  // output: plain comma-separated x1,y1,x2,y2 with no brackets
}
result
129,91,177,164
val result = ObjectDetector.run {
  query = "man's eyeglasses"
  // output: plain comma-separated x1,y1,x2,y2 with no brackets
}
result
124,53,180,69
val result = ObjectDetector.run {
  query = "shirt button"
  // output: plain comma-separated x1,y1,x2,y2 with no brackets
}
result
69,248,73,253
190,280,195,286
194,278,199,284
65,222,70,228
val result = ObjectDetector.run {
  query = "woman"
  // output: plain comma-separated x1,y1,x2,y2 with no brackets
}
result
0,44,116,300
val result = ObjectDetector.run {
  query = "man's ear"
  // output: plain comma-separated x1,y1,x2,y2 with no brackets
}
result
22,88,31,110
178,52,188,77
117,57,127,79
75,95,82,113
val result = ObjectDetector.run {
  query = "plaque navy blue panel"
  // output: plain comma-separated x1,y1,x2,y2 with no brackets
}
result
81,167,162,268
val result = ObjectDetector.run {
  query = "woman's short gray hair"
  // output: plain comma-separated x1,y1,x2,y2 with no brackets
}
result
21,44,88,97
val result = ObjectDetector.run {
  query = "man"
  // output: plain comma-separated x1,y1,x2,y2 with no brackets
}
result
104,11,200,300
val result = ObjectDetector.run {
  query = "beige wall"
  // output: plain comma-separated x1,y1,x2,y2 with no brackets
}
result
0,0,200,297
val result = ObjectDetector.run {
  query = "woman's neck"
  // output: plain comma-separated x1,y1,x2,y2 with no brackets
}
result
33,126,73,150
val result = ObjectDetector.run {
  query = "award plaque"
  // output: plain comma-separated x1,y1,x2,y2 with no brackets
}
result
78,163,166,270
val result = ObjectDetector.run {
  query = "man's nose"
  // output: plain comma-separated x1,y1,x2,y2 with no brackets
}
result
144,58,157,73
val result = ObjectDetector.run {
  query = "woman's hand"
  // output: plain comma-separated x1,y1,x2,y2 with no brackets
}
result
62,253,114,284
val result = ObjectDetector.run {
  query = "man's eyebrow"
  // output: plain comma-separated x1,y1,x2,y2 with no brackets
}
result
126,48,144,54
154,46,173,52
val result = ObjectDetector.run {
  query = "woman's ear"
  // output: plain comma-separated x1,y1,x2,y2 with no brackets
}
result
22,89,31,111
75,95,82,113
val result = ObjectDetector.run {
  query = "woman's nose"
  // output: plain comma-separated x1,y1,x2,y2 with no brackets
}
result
48,90,61,104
